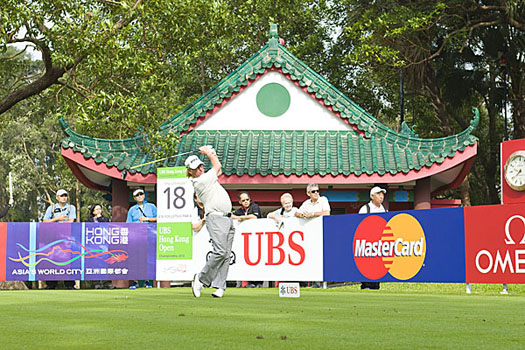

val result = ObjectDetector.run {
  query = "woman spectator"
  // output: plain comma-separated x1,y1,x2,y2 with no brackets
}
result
87,204,110,222
87,203,111,289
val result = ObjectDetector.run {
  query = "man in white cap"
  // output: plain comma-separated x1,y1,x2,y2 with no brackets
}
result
359,186,387,290
43,189,77,223
42,189,77,289
126,188,157,223
359,186,387,214
126,188,157,289
186,146,234,298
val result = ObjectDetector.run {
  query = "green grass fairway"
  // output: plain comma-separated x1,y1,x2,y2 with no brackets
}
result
1,283,524,349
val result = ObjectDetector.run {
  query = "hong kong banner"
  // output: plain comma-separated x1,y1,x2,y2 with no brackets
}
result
323,208,467,283
0,223,156,281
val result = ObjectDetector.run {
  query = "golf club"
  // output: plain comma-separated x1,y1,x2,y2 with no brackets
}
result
120,148,211,179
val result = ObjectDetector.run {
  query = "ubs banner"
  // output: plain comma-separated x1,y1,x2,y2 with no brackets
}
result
155,218,324,282
227,217,324,281
0,223,156,281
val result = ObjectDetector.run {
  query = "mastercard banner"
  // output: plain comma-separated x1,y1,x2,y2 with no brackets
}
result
323,208,466,282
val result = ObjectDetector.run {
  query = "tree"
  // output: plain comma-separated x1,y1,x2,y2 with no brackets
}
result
0,47,108,222
330,0,524,205
0,0,144,115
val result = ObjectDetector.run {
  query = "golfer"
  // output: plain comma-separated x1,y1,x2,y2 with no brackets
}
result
186,145,234,298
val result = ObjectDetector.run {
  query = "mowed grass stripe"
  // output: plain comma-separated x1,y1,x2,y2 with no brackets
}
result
1,284,524,349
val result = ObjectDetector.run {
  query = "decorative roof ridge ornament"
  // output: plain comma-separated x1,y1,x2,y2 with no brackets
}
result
58,116,69,130
469,107,480,131
449,107,480,143
268,23,279,58
400,121,418,138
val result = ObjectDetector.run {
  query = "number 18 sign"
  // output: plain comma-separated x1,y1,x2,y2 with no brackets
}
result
156,167,195,280
156,167,194,222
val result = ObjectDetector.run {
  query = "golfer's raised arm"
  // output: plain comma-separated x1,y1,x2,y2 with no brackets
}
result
199,145,221,176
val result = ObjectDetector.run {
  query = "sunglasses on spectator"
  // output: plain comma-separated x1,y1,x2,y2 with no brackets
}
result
59,194,68,197
310,190,319,193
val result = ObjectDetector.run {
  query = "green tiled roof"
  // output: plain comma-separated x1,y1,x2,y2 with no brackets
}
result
60,24,479,178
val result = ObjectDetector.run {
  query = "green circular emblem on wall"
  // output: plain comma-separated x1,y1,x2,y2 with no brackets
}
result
256,83,291,117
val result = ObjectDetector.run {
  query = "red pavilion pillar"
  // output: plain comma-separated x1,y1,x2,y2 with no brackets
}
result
414,177,431,210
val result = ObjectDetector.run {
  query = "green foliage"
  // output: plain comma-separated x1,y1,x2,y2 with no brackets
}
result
0,50,109,221
140,130,180,164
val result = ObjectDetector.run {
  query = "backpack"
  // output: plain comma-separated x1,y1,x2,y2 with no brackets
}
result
366,203,388,213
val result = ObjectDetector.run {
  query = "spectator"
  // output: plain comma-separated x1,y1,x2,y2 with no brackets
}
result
296,184,331,219
0,197,14,219
232,192,262,222
359,186,387,290
126,188,157,223
358,186,387,214
126,188,157,289
296,184,330,288
233,191,262,287
42,189,76,289
88,203,111,289
43,189,76,223
87,204,110,222
267,193,298,225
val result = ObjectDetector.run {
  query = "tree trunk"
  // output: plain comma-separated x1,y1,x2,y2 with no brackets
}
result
483,76,503,204
512,97,525,139
423,65,454,135
459,177,471,207
508,42,525,139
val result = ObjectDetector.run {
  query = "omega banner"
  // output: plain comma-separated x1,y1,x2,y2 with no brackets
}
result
465,203,525,283
1,203,525,282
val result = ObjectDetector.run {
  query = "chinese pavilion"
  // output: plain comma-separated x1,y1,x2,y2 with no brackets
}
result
60,24,478,221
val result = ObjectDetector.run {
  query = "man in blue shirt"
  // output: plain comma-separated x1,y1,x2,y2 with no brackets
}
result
43,189,76,223
126,189,157,223
126,188,157,289
42,189,77,289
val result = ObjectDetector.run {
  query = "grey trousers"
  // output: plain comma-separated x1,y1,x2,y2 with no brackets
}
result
199,214,235,290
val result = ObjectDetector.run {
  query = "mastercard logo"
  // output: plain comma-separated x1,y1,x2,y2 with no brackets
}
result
353,214,426,280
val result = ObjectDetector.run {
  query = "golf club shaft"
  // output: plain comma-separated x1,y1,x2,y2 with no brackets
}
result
128,150,199,170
